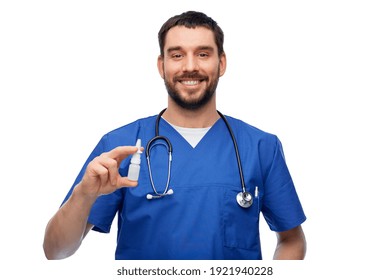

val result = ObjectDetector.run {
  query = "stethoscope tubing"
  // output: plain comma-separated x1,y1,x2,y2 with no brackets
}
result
216,111,247,194
146,140,172,198
145,108,251,207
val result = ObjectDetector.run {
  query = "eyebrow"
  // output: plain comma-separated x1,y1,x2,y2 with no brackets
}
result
166,46,182,53
166,45,215,53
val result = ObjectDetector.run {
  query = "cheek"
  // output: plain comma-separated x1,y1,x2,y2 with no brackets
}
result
163,66,178,80
164,60,181,71
202,61,221,76
207,68,221,79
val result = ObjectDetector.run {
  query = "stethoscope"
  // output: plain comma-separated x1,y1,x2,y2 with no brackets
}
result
145,108,253,208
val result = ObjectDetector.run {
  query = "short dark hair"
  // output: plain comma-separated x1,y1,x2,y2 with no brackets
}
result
158,11,224,57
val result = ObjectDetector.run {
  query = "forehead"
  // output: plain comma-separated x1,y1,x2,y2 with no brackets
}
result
164,26,217,52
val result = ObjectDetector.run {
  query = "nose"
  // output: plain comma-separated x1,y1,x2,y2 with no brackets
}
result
182,54,199,72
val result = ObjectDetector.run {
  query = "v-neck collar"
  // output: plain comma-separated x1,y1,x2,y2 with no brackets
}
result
159,117,224,150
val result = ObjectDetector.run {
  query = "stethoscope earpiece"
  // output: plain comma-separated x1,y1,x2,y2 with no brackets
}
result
146,189,174,200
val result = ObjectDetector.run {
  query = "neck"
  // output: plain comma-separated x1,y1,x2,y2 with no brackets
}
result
163,99,219,128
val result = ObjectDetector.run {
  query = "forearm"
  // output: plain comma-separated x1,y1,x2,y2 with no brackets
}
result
273,226,306,260
43,184,97,260
273,239,306,260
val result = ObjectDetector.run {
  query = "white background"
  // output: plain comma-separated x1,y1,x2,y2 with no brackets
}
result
1,0,389,279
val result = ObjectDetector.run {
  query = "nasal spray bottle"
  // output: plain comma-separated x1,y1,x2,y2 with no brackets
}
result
128,139,142,181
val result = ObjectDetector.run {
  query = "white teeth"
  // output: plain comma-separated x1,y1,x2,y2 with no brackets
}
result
181,80,200,85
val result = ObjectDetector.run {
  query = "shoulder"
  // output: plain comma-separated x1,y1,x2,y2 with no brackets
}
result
224,115,278,143
98,115,157,149
223,115,284,158
106,115,156,136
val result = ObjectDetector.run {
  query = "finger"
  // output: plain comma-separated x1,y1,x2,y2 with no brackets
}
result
106,146,139,162
98,157,121,186
89,158,109,182
117,177,139,188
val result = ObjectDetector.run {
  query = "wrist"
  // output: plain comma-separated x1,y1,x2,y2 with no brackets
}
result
73,182,99,206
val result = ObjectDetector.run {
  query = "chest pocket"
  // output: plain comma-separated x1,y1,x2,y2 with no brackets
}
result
223,187,261,251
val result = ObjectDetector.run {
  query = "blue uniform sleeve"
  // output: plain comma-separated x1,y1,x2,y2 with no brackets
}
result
260,136,306,232
61,134,124,234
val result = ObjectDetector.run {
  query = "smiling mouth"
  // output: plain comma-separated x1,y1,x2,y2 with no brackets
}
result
180,80,203,86
174,73,208,86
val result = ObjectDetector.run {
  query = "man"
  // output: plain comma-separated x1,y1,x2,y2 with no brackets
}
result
43,11,306,260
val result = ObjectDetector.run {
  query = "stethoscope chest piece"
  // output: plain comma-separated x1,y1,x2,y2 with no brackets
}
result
236,191,253,208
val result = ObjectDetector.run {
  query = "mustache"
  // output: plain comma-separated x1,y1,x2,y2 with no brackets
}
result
173,72,208,82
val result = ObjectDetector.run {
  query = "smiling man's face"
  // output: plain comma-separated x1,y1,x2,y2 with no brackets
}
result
158,26,226,110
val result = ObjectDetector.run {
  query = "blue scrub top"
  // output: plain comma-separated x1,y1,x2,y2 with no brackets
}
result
63,115,306,260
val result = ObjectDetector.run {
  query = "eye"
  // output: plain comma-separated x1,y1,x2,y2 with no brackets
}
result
171,53,183,59
198,52,209,58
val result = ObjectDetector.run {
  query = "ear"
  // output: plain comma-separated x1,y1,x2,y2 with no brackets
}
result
218,52,227,77
157,55,165,79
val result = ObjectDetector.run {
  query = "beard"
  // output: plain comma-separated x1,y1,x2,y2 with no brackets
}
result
163,70,220,110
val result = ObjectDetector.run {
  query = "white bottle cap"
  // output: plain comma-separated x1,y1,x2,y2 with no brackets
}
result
130,139,142,164
128,139,142,180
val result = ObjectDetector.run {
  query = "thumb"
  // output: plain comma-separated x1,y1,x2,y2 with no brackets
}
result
117,177,139,188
